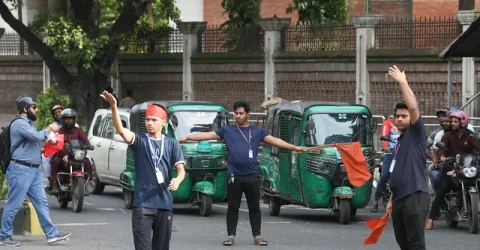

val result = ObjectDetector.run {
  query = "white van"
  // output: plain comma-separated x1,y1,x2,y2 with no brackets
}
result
87,108,130,194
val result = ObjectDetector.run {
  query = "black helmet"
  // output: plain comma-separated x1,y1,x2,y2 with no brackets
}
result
435,107,449,118
16,96,37,114
60,108,77,130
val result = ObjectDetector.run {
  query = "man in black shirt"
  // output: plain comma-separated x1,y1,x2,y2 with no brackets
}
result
386,66,430,250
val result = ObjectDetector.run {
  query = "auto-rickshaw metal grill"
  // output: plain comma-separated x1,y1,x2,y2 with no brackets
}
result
305,155,338,179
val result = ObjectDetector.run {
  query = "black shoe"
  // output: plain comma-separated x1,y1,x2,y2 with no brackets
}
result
371,203,379,212
47,232,71,244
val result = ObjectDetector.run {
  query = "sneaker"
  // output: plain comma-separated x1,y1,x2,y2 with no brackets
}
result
0,237,20,247
370,203,379,212
47,232,71,244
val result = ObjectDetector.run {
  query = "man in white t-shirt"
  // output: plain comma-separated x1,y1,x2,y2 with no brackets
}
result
429,115,451,193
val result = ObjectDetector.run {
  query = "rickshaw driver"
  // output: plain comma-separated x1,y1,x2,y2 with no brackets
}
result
179,100,306,247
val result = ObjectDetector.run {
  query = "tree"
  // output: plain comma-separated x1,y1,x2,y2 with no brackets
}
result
287,0,350,24
0,0,180,126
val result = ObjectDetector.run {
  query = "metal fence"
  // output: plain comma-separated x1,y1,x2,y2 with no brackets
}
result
283,22,356,51
201,25,265,53
375,16,462,49
0,31,35,56
119,27,183,54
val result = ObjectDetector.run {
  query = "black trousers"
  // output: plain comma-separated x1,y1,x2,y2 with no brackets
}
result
227,174,261,237
429,175,456,220
392,191,430,250
132,207,173,250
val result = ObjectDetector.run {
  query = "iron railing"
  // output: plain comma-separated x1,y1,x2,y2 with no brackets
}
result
120,27,183,54
375,16,462,49
283,22,356,51
0,31,35,56
201,25,265,53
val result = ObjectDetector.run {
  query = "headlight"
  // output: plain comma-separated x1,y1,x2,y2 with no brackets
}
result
73,150,86,161
219,158,228,168
462,167,477,178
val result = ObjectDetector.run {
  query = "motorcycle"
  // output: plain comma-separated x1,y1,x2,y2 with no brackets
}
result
435,142,479,234
46,139,90,213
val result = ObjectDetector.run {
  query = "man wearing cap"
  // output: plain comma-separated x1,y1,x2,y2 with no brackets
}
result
101,91,185,250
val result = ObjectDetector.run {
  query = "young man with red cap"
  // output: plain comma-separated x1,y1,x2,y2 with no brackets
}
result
179,100,306,247
101,91,186,250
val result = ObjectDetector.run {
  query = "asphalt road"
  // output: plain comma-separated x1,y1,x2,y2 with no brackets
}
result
15,186,480,250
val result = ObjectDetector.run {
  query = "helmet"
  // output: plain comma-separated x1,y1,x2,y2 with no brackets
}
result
450,110,469,129
16,96,37,113
435,107,449,118
51,104,64,113
60,109,77,130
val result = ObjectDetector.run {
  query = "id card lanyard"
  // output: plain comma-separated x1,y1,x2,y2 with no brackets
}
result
237,125,252,159
146,134,165,172
389,143,400,173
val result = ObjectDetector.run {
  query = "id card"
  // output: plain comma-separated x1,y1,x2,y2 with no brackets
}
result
155,167,164,184
249,149,253,158
389,160,396,173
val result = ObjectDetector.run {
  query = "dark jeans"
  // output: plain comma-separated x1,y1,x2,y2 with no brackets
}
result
429,164,443,193
392,191,430,250
429,175,455,220
132,207,173,250
374,154,393,201
227,174,261,237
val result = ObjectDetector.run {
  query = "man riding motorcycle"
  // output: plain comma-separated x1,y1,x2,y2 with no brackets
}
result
51,104,64,126
428,110,452,193
49,109,94,194
425,110,480,230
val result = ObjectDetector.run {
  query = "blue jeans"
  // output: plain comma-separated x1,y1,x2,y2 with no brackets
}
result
429,164,443,193
374,154,393,201
0,163,59,239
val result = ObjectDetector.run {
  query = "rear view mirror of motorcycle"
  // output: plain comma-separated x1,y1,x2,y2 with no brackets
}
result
379,136,392,142
113,134,125,143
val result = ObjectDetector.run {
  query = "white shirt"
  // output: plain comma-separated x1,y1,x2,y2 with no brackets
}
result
432,130,445,150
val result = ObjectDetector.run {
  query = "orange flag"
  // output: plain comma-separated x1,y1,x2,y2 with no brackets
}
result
364,213,390,245
334,141,372,187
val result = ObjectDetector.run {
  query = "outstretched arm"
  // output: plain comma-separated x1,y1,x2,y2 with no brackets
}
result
388,65,420,124
101,91,135,144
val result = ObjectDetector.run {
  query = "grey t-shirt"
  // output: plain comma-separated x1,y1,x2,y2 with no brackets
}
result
119,98,136,109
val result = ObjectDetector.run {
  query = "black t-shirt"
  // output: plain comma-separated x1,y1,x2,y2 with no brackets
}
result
389,116,429,202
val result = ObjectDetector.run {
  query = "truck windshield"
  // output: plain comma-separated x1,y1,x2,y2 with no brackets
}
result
304,113,370,146
171,111,228,140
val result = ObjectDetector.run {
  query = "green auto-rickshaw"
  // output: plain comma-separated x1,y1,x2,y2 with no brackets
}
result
259,100,376,224
119,101,230,217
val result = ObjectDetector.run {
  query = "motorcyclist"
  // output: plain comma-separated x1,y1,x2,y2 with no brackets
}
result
425,110,480,230
428,110,452,194
426,108,449,163
41,105,65,189
371,111,399,212
49,109,94,194
51,104,64,126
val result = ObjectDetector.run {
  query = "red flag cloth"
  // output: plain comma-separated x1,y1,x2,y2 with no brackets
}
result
334,142,372,187
364,213,390,245
44,134,64,157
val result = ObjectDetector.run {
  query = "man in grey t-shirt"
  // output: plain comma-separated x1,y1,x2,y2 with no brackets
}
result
119,89,136,109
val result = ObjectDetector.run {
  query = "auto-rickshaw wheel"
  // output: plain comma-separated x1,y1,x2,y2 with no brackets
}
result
198,194,212,217
338,199,351,225
268,197,281,216
123,188,134,209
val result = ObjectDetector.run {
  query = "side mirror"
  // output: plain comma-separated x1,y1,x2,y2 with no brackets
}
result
113,134,125,142
219,110,229,118
435,142,446,150
379,136,392,142
370,118,378,133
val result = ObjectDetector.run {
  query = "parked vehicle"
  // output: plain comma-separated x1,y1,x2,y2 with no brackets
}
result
259,101,376,224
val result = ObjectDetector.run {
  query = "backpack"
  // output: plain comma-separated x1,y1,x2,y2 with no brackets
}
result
0,118,22,174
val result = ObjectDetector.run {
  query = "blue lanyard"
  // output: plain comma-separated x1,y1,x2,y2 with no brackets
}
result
146,134,165,172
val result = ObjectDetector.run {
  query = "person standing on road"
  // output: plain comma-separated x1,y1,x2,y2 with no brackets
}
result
179,100,306,247
386,66,430,250
371,113,399,212
101,91,186,250
0,96,71,247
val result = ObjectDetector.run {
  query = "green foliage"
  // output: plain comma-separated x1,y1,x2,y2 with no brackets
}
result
28,0,181,72
0,173,8,200
287,0,350,24
36,83,71,130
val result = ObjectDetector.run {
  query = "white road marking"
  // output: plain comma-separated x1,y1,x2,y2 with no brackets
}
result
97,208,116,211
212,204,249,212
119,208,126,214
239,221,291,224
57,223,111,226
84,202,95,206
